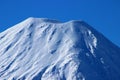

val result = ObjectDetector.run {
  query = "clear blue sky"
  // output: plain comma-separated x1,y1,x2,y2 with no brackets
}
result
0,0,120,47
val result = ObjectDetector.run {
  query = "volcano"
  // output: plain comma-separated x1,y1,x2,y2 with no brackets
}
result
0,17,120,80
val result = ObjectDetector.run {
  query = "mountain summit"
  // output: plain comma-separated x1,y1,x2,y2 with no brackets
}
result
0,17,120,80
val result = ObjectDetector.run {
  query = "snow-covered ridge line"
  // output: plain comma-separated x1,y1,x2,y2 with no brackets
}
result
0,17,120,80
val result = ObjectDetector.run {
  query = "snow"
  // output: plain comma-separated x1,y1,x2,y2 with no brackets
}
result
100,58,104,64
0,17,120,80
84,30,97,57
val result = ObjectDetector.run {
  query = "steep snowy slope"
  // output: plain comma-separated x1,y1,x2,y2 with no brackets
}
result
0,17,120,80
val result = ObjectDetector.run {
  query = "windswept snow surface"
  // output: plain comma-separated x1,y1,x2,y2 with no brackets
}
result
0,17,120,80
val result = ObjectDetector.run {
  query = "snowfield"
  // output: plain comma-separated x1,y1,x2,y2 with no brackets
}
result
0,17,120,80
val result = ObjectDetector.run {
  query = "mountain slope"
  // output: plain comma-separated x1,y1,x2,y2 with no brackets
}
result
0,17,120,80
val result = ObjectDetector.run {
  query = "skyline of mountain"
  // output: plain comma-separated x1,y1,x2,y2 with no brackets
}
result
0,0,120,47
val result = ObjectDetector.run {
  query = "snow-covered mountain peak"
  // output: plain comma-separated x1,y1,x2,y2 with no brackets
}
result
0,18,120,80
24,17,62,24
